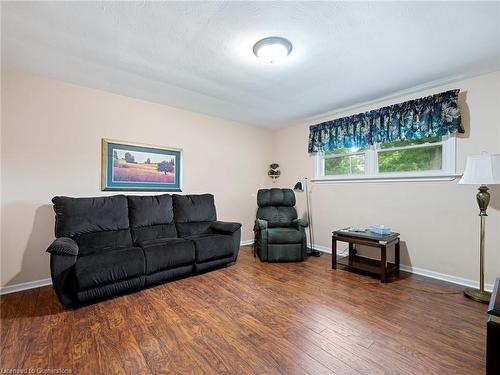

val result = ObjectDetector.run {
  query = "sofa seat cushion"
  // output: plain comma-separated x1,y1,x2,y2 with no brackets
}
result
73,229,133,256
188,234,234,263
131,224,177,244
140,238,195,274
75,247,145,290
267,227,303,244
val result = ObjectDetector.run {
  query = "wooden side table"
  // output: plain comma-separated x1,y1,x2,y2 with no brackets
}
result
332,229,400,283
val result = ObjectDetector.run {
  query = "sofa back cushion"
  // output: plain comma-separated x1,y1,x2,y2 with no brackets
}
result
256,189,297,227
52,195,132,256
257,206,298,227
173,194,217,236
257,189,296,207
127,194,177,243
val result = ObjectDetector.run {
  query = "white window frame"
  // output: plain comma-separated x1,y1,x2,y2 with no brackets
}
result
313,135,459,183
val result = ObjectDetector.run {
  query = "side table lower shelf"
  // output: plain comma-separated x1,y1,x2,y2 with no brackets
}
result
336,254,397,278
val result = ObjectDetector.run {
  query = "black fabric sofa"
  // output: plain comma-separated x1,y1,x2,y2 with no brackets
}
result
254,188,308,262
46,193,241,307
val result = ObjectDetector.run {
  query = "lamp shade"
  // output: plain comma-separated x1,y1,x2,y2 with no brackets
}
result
293,181,303,192
458,154,500,185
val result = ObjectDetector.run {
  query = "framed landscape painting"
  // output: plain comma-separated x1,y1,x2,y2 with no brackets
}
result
101,139,182,191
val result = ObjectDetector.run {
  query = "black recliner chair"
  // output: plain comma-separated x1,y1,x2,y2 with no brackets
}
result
254,188,308,262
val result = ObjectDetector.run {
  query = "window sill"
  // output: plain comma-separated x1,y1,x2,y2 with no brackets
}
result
311,173,462,184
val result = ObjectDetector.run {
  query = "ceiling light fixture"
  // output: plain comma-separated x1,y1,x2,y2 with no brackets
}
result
253,36,292,64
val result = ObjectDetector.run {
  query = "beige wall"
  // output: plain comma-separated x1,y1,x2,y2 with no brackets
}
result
1,70,273,287
273,71,500,286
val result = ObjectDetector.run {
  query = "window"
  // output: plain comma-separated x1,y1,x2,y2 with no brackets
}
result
323,147,366,176
314,135,456,182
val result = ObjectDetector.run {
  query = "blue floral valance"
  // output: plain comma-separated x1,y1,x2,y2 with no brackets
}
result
308,89,463,153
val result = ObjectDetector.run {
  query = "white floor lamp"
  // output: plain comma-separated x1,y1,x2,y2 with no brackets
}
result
293,177,320,257
458,153,500,303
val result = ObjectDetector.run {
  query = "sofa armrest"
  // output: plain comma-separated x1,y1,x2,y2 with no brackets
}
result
254,219,268,231
48,239,79,307
211,221,242,234
293,219,309,228
46,237,79,256
210,221,242,263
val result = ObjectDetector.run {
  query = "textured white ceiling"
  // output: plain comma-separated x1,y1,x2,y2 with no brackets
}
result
2,1,500,128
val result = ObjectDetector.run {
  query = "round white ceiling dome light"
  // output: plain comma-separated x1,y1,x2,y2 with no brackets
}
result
253,36,293,64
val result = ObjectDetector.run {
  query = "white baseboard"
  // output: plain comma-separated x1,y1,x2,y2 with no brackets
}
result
310,244,331,253
0,278,52,295
398,264,494,292
0,241,493,295
314,243,494,292
240,239,254,246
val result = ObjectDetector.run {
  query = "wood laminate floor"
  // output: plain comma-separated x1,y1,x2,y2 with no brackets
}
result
0,246,487,374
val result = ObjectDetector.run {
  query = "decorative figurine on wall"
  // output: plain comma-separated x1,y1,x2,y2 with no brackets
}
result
268,163,281,182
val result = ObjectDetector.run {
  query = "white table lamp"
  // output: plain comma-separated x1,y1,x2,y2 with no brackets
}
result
458,153,500,303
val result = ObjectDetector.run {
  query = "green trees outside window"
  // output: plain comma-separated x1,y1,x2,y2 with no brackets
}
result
325,154,365,175
378,137,442,173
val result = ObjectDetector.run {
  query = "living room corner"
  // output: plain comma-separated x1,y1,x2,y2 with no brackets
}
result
271,71,500,291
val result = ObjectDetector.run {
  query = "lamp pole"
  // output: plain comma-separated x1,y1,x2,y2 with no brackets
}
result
464,184,491,302
304,177,313,252
301,177,320,257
